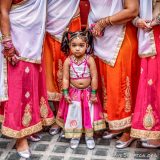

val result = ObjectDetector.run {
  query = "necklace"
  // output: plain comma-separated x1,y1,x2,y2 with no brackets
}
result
72,55,86,65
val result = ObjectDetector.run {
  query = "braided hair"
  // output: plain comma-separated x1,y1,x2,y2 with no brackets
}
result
61,29,94,55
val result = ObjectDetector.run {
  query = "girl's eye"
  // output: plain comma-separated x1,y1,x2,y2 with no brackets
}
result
80,44,85,47
72,44,76,47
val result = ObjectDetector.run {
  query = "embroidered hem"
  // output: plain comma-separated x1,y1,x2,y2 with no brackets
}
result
108,116,131,130
96,26,126,67
1,117,54,138
131,128,160,140
47,91,62,101
0,115,4,123
93,120,106,131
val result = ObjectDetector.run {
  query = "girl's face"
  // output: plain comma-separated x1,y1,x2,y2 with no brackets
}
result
70,37,87,58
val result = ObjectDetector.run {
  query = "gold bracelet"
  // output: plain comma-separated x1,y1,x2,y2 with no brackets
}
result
2,34,11,40
108,16,113,25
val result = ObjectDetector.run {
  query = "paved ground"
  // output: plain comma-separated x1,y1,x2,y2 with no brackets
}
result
0,131,160,160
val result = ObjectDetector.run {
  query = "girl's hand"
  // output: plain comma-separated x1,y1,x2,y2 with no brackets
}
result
64,95,72,104
90,94,98,103
136,18,152,31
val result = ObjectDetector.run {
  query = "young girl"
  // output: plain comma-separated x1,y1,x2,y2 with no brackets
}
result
56,30,106,149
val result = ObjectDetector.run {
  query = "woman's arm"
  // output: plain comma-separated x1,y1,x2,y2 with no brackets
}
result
0,0,12,38
92,0,139,37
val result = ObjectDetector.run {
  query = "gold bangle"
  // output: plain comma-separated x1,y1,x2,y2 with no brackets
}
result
2,34,11,40
108,16,113,25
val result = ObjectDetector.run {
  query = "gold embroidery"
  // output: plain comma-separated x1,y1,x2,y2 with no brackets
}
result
40,97,48,118
25,67,30,73
125,76,131,113
93,119,106,131
148,79,153,86
101,77,107,108
143,104,155,130
47,91,62,101
131,128,160,140
22,104,32,127
57,59,63,91
108,116,131,130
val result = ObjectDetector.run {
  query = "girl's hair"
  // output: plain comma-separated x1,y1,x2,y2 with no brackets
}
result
61,29,94,55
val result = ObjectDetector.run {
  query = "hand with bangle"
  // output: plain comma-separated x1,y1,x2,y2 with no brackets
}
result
91,16,112,37
1,34,19,66
90,89,98,103
63,89,72,104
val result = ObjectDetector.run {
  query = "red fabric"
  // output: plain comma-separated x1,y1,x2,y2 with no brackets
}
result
80,0,90,29
12,0,23,4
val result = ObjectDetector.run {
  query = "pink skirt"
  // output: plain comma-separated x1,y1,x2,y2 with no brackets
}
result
0,61,54,138
56,86,106,138
131,26,160,140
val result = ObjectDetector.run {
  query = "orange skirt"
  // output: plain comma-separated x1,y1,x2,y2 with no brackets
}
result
98,23,140,130
43,16,81,101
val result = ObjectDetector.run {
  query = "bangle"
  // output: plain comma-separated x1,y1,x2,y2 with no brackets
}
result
63,89,68,95
91,89,97,94
108,16,113,25
2,34,11,40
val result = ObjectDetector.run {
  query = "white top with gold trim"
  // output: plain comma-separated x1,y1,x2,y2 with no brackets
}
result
88,0,125,67
138,0,156,57
9,0,47,63
46,0,80,42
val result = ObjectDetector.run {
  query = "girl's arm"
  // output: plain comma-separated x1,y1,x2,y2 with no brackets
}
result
88,56,98,90
62,57,70,90
0,0,12,37
88,56,98,103
62,58,72,104
92,0,139,37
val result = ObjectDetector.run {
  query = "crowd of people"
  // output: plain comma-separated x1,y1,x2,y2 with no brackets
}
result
0,0,160,159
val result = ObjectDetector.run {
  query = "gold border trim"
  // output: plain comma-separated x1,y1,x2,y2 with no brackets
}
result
97,26,126,67
0,115,4,123
93,120,106,131
47,91,62,101
139,30,156,58
108,116,131,130
19,57,41,64
131,128,160,140
0,58,8,102
1,117,54,138
2,122,43,139
12,0,29,10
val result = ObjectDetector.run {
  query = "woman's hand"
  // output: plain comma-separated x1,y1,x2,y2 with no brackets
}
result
90,94,98,103
91,18,106,37
2,39,19,66
136,18,152,31
64,95,72,104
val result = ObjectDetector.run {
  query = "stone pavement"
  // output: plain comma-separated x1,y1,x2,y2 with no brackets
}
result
0,132,160,160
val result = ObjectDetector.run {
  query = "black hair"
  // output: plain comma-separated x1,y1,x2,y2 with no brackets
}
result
61,29,94,55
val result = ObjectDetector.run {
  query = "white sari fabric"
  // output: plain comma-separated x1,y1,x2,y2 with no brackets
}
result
0,0,47,101
10,0,47,63
138,0,156,57
46,0,80,42
0,41,8,102
88,0,125,67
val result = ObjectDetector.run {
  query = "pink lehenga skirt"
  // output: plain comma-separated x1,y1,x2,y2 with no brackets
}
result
0,61,54,138
131,26,160,140
56,86,106,138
